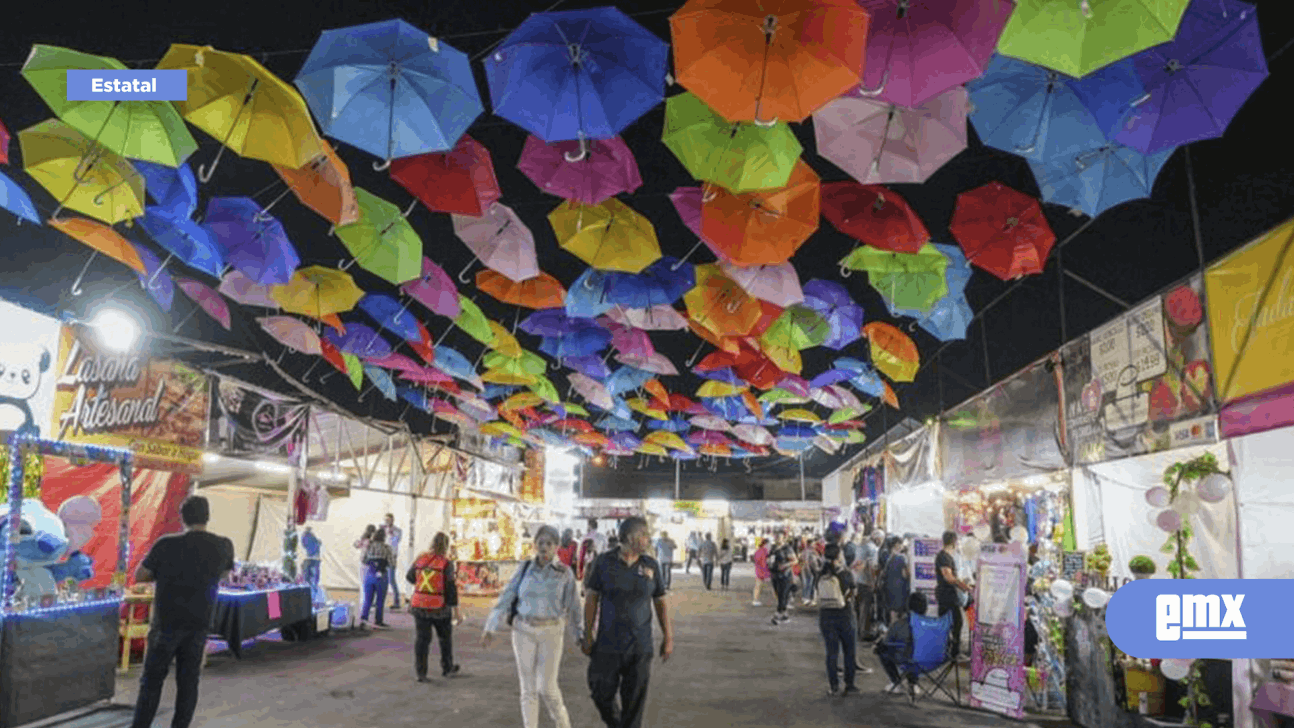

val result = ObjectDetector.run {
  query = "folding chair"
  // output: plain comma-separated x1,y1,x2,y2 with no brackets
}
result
901,612,961,706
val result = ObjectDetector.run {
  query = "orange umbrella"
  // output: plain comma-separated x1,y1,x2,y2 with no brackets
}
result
687,320,743,354
272,142,360,226
863,321,920,382
476,269,566,309
685,263,763,337
643,378,669,403
671,0,870,123
882,380,900,409
701,161,820,267
49,217,146,290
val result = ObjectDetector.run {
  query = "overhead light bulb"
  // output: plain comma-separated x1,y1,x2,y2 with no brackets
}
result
202,453,221,464
90,307,141,352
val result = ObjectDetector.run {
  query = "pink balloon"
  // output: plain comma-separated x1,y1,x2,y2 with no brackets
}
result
58,495,101,526
1156,509,1183,533
1144,486,1171,508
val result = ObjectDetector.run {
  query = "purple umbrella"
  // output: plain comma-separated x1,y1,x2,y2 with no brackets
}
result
134,244,174,312
563,355,612,380
801,279,865,350
520,308,586,337
669,186,704,238
219,270,280,309
1116,0,1268,154
176,278,231,330
693,365,744,386
539,327,612,359
325,323,392,358
609,432,642,451
203,197,300,286
856,0,1015,109
401,257,461,318
809,368,856,389
517,135,643,206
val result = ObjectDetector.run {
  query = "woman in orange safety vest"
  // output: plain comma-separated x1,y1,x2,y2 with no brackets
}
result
407,532,461,681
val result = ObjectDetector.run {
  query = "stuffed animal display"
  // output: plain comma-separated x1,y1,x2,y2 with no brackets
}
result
0,495,101,600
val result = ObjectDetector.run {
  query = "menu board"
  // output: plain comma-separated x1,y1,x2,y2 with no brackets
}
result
911,537,942,608
969,544,1028,720
1062,552,1086,580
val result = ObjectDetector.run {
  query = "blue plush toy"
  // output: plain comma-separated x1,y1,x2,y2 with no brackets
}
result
0,496,100,600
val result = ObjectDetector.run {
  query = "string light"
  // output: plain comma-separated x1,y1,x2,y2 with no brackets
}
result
1,596,122,620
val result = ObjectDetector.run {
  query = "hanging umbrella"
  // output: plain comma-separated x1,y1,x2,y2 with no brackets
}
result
501,391,545,412
1116,0,1268,154
761,344,802,374
19,119,145,225
603,305,689,331
484,7,669,143
22,45,198,167
138,210,224,278
685,264,763,337
518,135,643,206
0,170,39,224
669,186,706,239
718,262,803,307
295,19,483,164
841,243,950,311
605,257,696,309
520,308,584,337
604,321,655,358
431,345,480,387
133,161,199,219
271,142,361,226
452,202,539,282
487,321,523,358
476,270,567,309
365,352,425,375
1030,143,1175,218
800,279,865,350
390,134,500,216
863,321,919,382
731,423,774,446
821,181,929,254
258,316,323,356
569,372,615,411
697,379,744,398
335,188,423,284
701,161,820,266
0,117,9,165
616,352,678,376
551,198,662,274
813,87,969,186
760,305,830,351
359,293,421,341
175,278,231,330
157,44,325,177
219,270,280,309
133,244,173,311
564,355,612,380
325,323,391,358
884,243,975,341
996,0,1190,78
452,295,495,343
401,257,460,318
203,197,298,285
951,182,1055,280
564,268,618,319
778,408,822,424
271,266,365,317
539,327,612,359
319,338,349,376
49,216,146,275
662,92,802,192
361,364,398,401
607,366,655,397
670,0,871,123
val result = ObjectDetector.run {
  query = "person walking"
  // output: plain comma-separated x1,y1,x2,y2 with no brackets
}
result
653,531,676,590
381,513,404,610
815,544,858,696
854,530,884,641
578,519,607,582
718,539,733,590
581,516,673,728
801,538,822,605
129,496,235,728
482,526,581,728
936,530,973,658
354,523,376,587
361,528,394,628
558,529,578,569
751,538,770,606
407,532,461,680
698,533,717,590
883,536,911,623
769,534,798,625
684,531,700,575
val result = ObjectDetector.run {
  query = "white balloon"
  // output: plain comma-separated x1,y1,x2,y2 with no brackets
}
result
1050,579,1074,601
1082,587,1110,609
1160,658,1194,681
1197,473,1231,504
1156,509,1183,532
1145,486,1172,508
58,495,102,526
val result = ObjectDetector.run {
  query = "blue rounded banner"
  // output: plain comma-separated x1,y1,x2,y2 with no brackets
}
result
1107,579,1294,659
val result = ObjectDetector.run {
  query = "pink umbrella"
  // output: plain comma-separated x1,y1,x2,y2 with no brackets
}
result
455,395,496,422
401,257,461,318
817,384,865,412
690,414,732,431
616,351,679,376
732,423,774,446
220,270,280,309
257,316,321,355
569,372,614,411
176,278,231,330
451,202,539,283
401,366,457,386
605,321,656,358
430,399,476,427
814,434,842,454
518,135,643,206
669,187,704,238
602,305,689,331
364,352,425,374
813,86,969,185
687,430,732,447
778,375,812,398
718,261,804,307
857,0,1014,109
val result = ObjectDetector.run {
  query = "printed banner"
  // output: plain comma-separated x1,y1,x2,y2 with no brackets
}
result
0,299,61,438
208,380,308,461
50,328,209,473
970,543,1028,720
520,448,545,504
1061,275,1217,465
911,537,941,608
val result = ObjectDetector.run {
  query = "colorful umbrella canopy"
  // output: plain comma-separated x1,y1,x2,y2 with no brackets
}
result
603,305,689,331
0,170,39,224
452,202,539,282
685,264,763,337
760,305,830,351
325,323,391,358
219,270,280,309
359,293,421,341
841,243,950,311
662,92,802,193
604,257,695,309
518,135,643,206
863,321,919,382
566,268,618,319
296,20,482,162
134,160,198,219
951,182,1056,280
258,316,323,355
1030,143,1175,218
48,216,146,274
22,45,198,167
484,7,669,142
551,198,661,273
176,278,231,329
996,0,1190,78
453,295,496,344
203,197,298,285
362,364,398,401
272,142,361,226
569,372,615,411
390,134,500,216
476,270,567,309
335,188,423,284
271,266,365,317
701,161,820,266
821,181,929,254
616,352,678,376
884,243,975,341
812,86,969,186
401,257,461,318
719,262,803,307
539,326,612,359
856,0,1015,108
19,119,146,225
801,279,865,350
671,0,871,123
139,209,224,278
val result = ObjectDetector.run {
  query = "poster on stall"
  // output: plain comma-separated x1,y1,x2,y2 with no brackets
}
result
208,380,309,460
0,298,60,438
520,447,545,504
969,543,1027,719
910,537,941,608
1061,275,1217,464
49,327,209,473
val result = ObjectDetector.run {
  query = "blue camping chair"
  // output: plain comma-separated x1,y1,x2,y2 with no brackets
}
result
901,612,961,705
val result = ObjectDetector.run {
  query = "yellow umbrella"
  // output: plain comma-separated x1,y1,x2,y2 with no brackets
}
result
529,375,560,404
484,350,546,376
157,44,326,179
550,198,661,273
778,408,822,424
637,443,670,457
19,119,145,225
643,430,694,454
696,380,743,398
501,392,544,411
482,366,537,386
480,421,525,439
627,397,668,420
270,266,365,317
761,342,802,374
487,321,523,358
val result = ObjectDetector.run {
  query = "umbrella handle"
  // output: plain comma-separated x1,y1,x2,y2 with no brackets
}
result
402,199,419,218
373,158,393,171
197,145,227,183
673,239,705,271
338,258,357,271
70,251,99,297
457,257,476,284
856,70,889,98
563,137,589,163
752,116,779,127
839,265,853,278
146,254,174,288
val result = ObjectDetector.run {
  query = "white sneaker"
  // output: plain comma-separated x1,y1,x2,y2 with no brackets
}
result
884,682,901,694
752,601,762,606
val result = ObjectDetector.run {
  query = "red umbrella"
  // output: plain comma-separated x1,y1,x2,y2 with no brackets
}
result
390,135,501,217
950,182,1056,280
0,117,9,165
821,181,928,253
319,338,349,375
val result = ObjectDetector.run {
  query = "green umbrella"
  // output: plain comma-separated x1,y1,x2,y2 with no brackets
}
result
529,375,559,404
335,188,423,284
841,243,949,312
829,405,870,425
759,305,830,351
560,401,589,417
758,388,808,406
996,0,1190,78
342,352,363,390
453,294,494,344
21,45,197,167
662,92,802,193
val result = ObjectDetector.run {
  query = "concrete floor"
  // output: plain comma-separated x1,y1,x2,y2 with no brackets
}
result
115,564,1076,728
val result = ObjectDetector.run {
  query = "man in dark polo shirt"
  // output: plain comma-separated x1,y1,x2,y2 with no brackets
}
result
936,530,973,658
581,516,673,728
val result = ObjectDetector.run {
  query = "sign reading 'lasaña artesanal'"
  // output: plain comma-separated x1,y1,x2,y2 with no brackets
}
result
1106,579,1294,658
65,69,187,100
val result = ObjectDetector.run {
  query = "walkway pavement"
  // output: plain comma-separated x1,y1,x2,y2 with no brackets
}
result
116,564,1076,728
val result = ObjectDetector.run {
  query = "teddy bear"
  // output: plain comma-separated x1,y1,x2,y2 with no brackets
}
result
0,495,101,601
0,343,51,437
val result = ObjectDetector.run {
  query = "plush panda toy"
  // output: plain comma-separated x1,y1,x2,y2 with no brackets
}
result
0,343,51,436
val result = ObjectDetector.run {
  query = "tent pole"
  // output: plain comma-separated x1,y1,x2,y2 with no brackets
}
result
799,456,806,501
675,459,680,500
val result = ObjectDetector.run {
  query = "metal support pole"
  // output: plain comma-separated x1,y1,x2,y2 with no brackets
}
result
799,456,806,501
674,459,681,500
981,318,992,386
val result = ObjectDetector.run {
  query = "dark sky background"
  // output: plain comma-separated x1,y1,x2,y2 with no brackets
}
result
0,0,1290,493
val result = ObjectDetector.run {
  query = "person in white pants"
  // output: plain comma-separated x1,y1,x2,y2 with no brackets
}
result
481,525,582,728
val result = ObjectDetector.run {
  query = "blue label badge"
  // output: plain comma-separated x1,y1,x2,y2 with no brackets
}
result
66,70,187,101
1106,579,1294,658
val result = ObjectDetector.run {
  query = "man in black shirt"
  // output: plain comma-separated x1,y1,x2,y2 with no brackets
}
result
935,530,973,658
130,496,236,728
581,516,673,728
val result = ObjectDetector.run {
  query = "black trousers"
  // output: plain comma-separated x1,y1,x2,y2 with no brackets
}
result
659,562,673,590
938,600,963,657
131,627,207,728
701,563,714,589
720,563,732,587
684,550,698,573
414,612,454,677
772,575,792,613
588,650,653,728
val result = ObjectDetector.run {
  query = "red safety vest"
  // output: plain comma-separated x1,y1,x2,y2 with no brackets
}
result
410,553,450,610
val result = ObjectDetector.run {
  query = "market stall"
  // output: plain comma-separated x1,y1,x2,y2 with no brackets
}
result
211,585,314,658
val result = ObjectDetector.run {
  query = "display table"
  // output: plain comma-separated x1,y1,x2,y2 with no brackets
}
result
210,586,312,658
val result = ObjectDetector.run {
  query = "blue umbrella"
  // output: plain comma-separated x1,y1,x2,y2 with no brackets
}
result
433,345,476,382
484,7,668,144
672,450,699,461
133,243,174,312
693,365,744,386
734,414,779,427
885,243,977,341
968,54,1144,164
1029,143,1176,218
202,197,299,285
482,384,519,400
538,326,611,358
702,396,747,420
398,386,431,412
0,170,39,224
563,355,612,380
646,417,689,433
296,19,484,164
359,294,421,342
606,257,694,308
566,268,617,318
598,415,639,432
809,368,855,389
606,365,653,397
779,423,817,439
521,308,585,337
801,279,865,350
325,323,392,358
139,209,224,278
362,364,398,401
134,161,198,219
609,432,642,450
